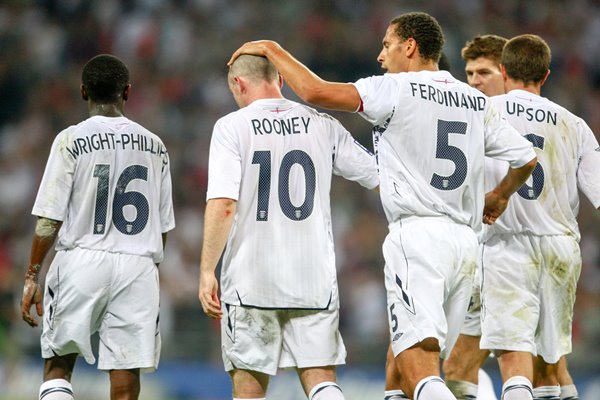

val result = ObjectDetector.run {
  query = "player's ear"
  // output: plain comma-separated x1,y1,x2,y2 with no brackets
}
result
80,84,88,101
278,74,283,89
540,70,550,87
234,76,247,93
405,37,417,58
500,64,509,81
122,84,131,101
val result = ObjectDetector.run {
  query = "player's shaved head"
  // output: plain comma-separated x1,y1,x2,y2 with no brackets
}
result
228,54,278,85
82,54,129,104
502,34,551,85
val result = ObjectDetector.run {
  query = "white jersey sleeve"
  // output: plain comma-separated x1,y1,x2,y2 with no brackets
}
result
32,116,175,263
482,100,537,168
206,118,242,200
32,127,77,221
331,123,379,189
576,118,600,208
207,98,377,309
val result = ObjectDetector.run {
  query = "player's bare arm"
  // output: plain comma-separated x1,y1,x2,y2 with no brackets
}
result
199,198,237,319
21,217,62,327
483,157,537,225
229,40,361,112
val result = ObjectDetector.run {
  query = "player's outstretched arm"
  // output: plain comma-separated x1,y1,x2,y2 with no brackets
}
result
483,157,537,224
21,217,62,327
229,40,361,112
198,198,236,319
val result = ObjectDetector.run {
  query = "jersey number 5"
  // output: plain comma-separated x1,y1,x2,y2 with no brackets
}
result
430,120,468,190
93,164,150,235
252,150,316,221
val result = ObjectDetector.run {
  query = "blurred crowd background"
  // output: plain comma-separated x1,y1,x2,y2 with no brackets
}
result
1,0,599,394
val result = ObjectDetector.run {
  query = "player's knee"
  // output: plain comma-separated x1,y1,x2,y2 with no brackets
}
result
308,381,345,400
39,379,74,400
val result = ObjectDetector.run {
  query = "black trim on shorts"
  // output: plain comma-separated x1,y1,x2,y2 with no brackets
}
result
234,290,332,311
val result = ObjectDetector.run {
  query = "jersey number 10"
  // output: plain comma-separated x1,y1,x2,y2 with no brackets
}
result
252,149,316,222
93,164,150,235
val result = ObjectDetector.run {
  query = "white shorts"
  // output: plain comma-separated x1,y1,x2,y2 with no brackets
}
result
221,293,346,375
480,233,581,363
41,248,161,372
384,217,477,359
460,245,484,336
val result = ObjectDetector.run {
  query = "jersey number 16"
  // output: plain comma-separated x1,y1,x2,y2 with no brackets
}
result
93,164,150,235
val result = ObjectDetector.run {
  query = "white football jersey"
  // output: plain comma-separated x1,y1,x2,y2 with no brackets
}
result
32,115,175,263
485,89,600,240
353,70,536,231
207,98,378,309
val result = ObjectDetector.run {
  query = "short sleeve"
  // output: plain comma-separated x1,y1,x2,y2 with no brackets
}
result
206,117,242,201
576,119,600,208
332,124,379,189
353,75,398,126
31,129,76,221
159,149,176,233
483,101,536,168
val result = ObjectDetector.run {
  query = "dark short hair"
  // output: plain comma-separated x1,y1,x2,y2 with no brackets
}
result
82,54,130,103
461,35,508,65
390,12,444,62
502,34,550,84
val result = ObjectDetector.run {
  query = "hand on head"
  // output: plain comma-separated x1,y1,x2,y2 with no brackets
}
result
228,40,279,66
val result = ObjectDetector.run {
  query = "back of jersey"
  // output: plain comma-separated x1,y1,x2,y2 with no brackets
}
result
486,90,598,239
354,70,533,231
32,115,175,263
207,98,377,309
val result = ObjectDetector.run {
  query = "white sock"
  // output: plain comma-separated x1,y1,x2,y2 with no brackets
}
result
478,369,499,400
309,381,344,400
560,384,579,400
414,376,455,400
502,376,533,400
446,380,477,399
39,379,74,400
533,385,560,400
384,389,410,399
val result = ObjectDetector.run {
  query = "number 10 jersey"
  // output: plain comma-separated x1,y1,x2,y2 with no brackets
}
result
207,98,378,309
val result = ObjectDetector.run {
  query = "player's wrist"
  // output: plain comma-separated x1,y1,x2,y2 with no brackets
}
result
25,263,41,282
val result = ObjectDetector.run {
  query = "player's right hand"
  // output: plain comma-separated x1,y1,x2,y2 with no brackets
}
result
21,279,43,327
228,40,279,66
199,272,222,319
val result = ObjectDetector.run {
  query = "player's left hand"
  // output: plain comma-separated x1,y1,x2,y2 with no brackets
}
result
483,190,509,225
199,272,222,319
21,278,43,327
228,40,279,66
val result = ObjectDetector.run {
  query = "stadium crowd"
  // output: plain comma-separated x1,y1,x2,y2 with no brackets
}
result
0,0,599,380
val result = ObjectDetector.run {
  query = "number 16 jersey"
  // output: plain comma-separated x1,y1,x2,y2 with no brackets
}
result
32,115,175,263
207,98,378,309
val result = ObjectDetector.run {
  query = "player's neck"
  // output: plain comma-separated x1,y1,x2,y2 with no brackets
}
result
244,86,284,107
88,103,125,118
505,79,541,96
410,59,438,73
